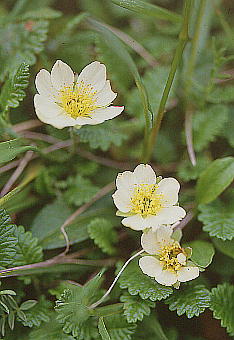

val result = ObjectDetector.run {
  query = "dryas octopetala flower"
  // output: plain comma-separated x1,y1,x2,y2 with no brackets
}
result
139,226,199,286
112,164,186,231
34,60,124,129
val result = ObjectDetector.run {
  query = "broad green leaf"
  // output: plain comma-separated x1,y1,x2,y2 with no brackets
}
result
0,139,36,164
88,218,117,255
193,105,228,151
212,238,234,259
165,285,211,318
210,283,234,336
198,200,234,240
0,63,30,112
117,260,173,301
31,197,114,249
0,210,17,267
185,240,215,268
111,0,182,23
120,292,155,323
196,157,234,204
98,318,111,340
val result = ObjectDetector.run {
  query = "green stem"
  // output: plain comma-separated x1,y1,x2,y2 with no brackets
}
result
144,0,192,163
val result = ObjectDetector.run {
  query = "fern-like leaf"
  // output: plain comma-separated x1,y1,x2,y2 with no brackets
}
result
0,210,17,267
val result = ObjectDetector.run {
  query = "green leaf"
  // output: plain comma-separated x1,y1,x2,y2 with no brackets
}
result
0,20,49,81
198,200,234,240
55,272,103,337
77,121,127,151
193,105,228,151
98,318,111,340
0,210,17,267
120,292,155,323
13,226,43,266
0,139,36,165
208,85,234,104
0,63,30,112
178,156,210,182
212,237,234,259
185,240,214,268
196,157,234,204
20,296,51,327
165,285,211,318
20,8,62,20
104,314,137,340
88,218,117,255
111,0,182,23
210,283,234,336
118,261,173,301
20,300,37,311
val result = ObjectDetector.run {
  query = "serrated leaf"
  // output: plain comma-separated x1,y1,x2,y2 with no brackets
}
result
20,296,51,328
196,157,234,204
178,157,210,182
120,292,155,323
118,261,173,301
210,283,234,336
165,285,210,318
185,240,214,268
77,121,127,151
104,314,137,340
208,85,234,104
88,218,117,255
0,139,36,165
0,210,17,267
0,63,30,111
111,0,182,23
13,226,43,266
193,105,228,151
198,200,234,240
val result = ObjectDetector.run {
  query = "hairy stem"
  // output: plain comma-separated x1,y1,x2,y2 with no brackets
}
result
144,0,192,163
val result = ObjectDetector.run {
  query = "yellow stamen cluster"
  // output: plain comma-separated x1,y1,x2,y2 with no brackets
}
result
130,184,163,217
59,81,97,119
159,242,186,272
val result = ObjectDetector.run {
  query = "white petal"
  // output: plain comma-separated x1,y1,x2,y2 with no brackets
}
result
116,171,135,191
112,190,131,213
95,80,117,106
141,230,161,255
92,106,124,122
156,225,173,244
122,215,146,231
156,270,178,286
177,266,199,282
139,256,162,277
133,164,156,185
35,69,57,98
158,178,180,206
51,60,74,90
34,94,77,129
153,206,186,225
78,61,106,93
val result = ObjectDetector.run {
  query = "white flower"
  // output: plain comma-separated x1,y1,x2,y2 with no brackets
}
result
139,226,199,286
112,164,186,231
34,60,124,129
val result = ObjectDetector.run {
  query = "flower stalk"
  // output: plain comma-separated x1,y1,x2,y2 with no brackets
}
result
144,0,192,163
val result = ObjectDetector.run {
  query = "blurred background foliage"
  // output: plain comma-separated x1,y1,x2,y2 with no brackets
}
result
0,0,234,339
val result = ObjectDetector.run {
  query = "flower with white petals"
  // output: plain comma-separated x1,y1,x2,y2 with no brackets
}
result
139,226,199,286
112,164,186,231
34,60,124,129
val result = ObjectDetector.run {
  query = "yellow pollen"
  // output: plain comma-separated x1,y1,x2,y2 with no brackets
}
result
159,242,186,272
130,184,163,217
58,81,98,118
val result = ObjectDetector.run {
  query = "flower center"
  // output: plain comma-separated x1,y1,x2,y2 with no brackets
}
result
58,81,98,119
130,184,163,217
159,242,186,272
